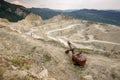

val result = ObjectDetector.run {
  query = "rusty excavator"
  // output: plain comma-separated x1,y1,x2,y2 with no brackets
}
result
65,41,87,66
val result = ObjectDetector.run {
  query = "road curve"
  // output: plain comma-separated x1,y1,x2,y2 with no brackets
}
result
46,24,120,48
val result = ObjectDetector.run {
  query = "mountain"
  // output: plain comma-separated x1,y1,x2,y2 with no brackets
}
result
29,8,120,26
68,9,120,26
0,0,30,22
19,13,43,28
28,8,60,19
114,10,120,12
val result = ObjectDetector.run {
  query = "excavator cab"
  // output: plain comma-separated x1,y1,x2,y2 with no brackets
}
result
65,41,87,66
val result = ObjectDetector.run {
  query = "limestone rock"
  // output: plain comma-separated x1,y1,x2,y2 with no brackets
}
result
83,75,93,80
38,68,48,79
3,70,28,80
50,13,74,22
19,13,43,28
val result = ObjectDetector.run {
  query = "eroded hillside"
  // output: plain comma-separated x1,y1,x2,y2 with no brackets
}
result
0,14,120,80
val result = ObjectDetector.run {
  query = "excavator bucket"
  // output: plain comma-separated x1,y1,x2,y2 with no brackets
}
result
66,41,87,66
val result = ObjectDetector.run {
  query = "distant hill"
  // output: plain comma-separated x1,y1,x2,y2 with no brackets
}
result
114,10,120,12
28,8,60,19
0,0,30,22
68,9,120,26
29,8,120,26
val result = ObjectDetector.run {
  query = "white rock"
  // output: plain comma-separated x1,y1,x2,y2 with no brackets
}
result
83,75,93,80
39,69,48,79
11,65,17,70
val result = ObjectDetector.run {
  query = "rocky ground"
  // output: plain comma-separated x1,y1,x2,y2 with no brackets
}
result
0,14,120,80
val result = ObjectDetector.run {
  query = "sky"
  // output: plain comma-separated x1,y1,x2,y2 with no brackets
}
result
5,0,120,10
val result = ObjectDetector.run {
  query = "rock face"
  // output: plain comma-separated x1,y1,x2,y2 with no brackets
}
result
0,18,10,27
0,18,9,23
15,8,27,17
19,13,43,28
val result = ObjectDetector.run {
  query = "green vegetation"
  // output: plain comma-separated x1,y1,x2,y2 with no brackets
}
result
68,9,120,26
0,11,23,22
31,46,37,52
78,48,93,54
9,56,30,68
11,59,21,66
80,77,84,80
0,68,4,80
28,8,60,20
0,0,30,22
43,54,51,63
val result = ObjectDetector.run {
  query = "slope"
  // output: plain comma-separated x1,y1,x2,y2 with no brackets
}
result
0,12,120,80
0,0,30,22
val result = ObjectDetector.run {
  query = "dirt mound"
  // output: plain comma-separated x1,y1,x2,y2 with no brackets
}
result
49,13,74,22
19,13,43,28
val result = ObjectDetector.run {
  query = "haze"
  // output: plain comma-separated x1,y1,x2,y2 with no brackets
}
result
5,0,120,10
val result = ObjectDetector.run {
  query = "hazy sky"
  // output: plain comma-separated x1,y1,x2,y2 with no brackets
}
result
5,0,120,10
